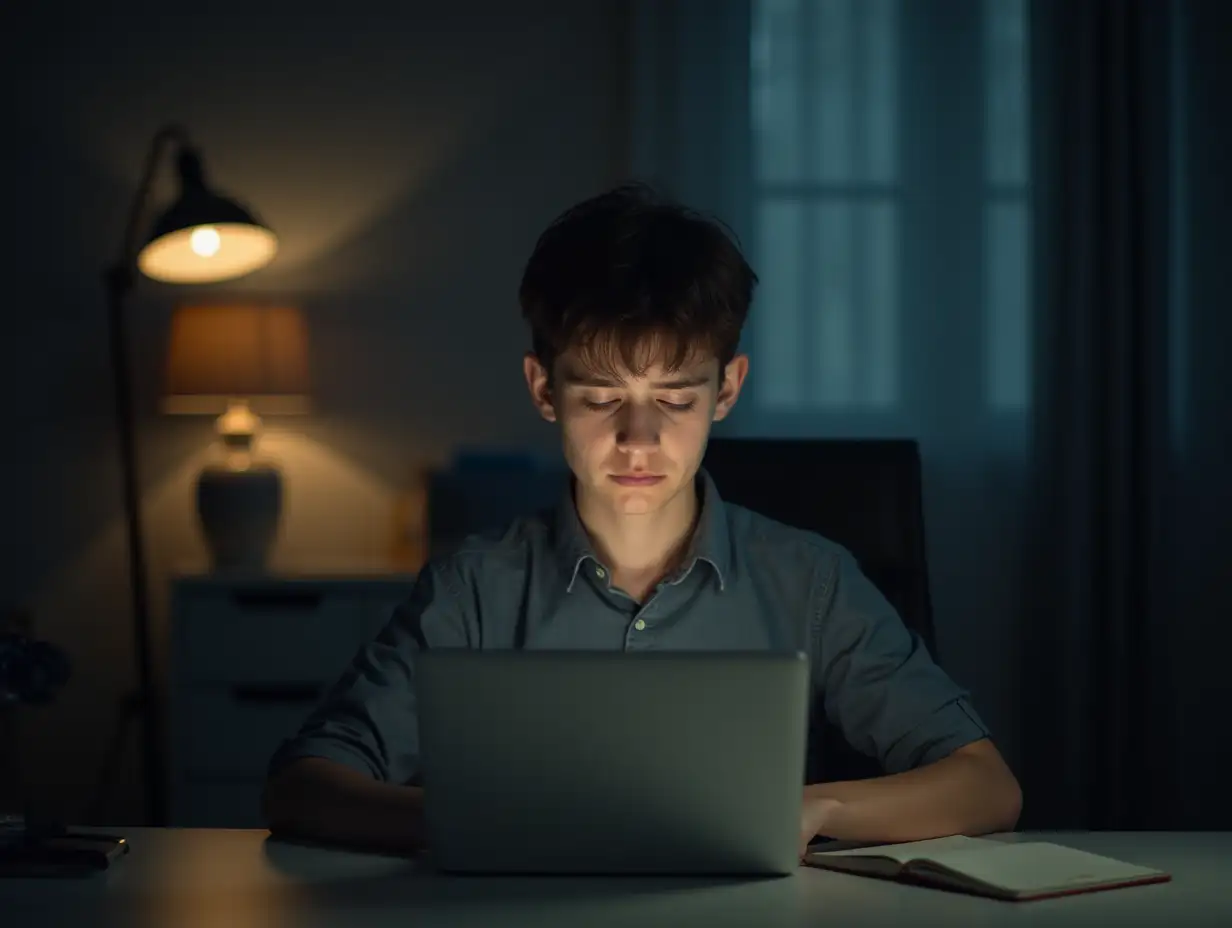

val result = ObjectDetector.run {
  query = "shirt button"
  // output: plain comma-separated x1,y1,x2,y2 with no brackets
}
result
634,619,646,631
595,566,606,579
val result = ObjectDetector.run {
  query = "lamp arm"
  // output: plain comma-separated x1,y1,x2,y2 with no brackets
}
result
109,124,191,293
97,123,190,827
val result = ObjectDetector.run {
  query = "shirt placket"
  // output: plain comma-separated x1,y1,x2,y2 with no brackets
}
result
585,559,701,650
622,566,698,650
582,561,639,644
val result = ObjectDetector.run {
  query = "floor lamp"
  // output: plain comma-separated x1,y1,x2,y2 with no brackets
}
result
106,124,277,825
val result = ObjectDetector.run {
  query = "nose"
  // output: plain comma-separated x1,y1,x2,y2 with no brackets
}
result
614,400,661,453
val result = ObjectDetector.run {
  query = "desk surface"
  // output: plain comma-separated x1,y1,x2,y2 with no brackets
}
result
2,828,1228,927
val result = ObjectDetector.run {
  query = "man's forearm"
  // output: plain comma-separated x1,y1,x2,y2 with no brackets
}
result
804,741,1022,844
263,757,428,851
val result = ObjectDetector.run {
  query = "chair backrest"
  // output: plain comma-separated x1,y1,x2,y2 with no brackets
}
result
701,437,936,783
426,452,567,555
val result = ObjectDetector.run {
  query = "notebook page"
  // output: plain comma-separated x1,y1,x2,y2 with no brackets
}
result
810,835,1000,865
912,842,1166,895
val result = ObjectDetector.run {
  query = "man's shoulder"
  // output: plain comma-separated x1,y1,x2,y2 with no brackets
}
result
721,500,850,573
426,510,557,586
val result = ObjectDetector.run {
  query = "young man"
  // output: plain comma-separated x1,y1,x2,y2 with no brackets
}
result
263,185,1022,857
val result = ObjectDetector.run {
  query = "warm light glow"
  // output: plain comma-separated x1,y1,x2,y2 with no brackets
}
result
217,399,261,439
138,222,278,284
190,226,221,257
217,399,262,469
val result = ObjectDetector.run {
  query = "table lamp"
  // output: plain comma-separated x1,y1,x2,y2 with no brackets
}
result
104,124,278,825
164,305,310,569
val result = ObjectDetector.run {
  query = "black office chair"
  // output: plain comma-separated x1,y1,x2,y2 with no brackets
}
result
702,438,936,784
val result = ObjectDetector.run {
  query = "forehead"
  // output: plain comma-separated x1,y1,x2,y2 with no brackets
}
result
555,348,719,387
553,328,720,384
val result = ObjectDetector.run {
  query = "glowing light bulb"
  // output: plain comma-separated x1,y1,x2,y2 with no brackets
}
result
190,226,222,257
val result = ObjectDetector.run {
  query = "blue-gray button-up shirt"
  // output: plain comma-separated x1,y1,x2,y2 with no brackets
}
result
271,471,989,784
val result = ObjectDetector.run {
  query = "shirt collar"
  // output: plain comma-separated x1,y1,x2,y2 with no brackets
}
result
554,468,731,593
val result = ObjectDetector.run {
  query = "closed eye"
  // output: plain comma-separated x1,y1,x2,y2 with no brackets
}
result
580,397,696,412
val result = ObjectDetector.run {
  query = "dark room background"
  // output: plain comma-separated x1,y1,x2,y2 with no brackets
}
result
2,0,1229,831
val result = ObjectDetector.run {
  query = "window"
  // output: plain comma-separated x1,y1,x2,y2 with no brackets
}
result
983,0,1030,410
749,0,1031,414
751,0,899,410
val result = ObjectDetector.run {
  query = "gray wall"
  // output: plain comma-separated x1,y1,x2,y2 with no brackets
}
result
2,1,628,823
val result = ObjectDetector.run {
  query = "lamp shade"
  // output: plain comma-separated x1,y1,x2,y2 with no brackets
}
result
164,305,310,414
137,147,277,284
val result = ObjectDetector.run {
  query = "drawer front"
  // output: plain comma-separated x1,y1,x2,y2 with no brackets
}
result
178,589,370,683
176,684,327,777
172,777,265,828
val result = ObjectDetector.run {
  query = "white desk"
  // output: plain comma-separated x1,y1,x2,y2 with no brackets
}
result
2,829,1228,927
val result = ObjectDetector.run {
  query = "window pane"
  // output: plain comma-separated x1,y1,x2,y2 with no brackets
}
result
863,201,899,405
810,0,853,183
811,202,854,405
752,0,803,183
862,0,899,184
985,201,1030,408
984,0,1028,186
806,0,898,184
755,199,805,407
808,201,899,408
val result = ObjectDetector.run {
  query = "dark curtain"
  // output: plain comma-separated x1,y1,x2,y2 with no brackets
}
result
1166,0,1232,831
1022,0,1231,831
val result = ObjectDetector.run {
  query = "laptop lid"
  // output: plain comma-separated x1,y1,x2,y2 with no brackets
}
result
416,649,810,876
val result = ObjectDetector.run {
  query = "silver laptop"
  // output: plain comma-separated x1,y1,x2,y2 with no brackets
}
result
415,649,810,876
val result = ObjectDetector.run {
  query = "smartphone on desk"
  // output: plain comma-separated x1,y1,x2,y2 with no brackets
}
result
0,832,129,877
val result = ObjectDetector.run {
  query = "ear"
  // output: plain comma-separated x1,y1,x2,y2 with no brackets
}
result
523,352,557,422
712,354,749,422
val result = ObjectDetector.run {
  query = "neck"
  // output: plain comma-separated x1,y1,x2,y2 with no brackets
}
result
575,479,699,580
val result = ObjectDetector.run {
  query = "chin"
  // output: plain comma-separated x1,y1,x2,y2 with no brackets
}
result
606,481,679,516
616,494,656,516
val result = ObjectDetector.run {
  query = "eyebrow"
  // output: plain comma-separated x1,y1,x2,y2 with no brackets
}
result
561,373,712,389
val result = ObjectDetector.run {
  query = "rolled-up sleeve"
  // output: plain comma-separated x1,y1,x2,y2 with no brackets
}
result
812,547,990,774
267,558,471,785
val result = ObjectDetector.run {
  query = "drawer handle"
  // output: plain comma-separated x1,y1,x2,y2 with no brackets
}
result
229,590,324,611
230,683,323,705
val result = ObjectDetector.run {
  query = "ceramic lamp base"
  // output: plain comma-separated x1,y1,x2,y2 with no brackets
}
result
196,464,282,569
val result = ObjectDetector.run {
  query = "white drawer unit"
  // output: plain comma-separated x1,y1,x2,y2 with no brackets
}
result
167,568,416,827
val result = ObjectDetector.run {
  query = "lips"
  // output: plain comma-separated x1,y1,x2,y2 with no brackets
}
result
610,474,666,486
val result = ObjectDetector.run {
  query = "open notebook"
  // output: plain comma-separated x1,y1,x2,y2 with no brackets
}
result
804,836,1171,901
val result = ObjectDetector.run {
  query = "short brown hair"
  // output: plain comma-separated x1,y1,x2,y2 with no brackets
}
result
519,184,757,379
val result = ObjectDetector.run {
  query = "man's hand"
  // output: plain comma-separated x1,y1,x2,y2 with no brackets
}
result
262,757,427,852
798,796,843,859
800,740,1021,845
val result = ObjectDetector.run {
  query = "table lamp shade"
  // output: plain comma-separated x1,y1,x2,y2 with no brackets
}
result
164,305,310,415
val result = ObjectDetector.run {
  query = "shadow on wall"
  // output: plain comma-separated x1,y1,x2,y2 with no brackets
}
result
47,6,574,293
280,94,591,460
4,110,164,610
5,84,567,606
18,427,406,824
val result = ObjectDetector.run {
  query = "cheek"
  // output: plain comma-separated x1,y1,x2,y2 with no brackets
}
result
559,414,613,459
664,415,712,450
